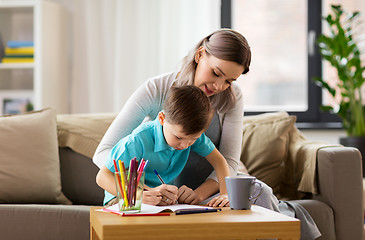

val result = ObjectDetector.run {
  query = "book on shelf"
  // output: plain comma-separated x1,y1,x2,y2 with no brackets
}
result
1,58,34,63
3,55,34,58
7,41,34,48
0,41,34,63
5,47,34,55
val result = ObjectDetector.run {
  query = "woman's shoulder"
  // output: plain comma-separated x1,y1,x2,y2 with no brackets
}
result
141,71,178,96
231,82,243,100
146,71,178,86
217,82,243,121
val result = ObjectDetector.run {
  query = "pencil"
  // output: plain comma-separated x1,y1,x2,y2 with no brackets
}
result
113,159,124,200
118,160,129,207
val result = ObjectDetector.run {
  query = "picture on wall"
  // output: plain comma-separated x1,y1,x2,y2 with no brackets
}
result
2,97,33,115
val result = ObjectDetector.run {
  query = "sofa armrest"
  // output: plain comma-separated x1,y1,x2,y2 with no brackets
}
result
314,146,363,240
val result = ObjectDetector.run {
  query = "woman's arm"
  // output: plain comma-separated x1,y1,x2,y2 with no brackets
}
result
207,83,246,181
92,72,176,168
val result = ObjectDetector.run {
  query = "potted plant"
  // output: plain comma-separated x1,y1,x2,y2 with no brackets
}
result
314,4,365,174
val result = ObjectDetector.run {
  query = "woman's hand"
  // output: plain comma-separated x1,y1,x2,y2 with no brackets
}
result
142,184,178,206
206,193,229,207
177,185,201,205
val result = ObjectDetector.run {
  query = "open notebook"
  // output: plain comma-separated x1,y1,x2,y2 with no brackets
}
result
100,203,221,216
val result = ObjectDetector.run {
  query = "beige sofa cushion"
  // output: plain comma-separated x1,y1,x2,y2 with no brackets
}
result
57,113,117,159
240,112,296,195
0,108,70,204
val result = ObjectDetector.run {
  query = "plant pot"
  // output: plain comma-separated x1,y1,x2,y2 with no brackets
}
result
340,137,365,177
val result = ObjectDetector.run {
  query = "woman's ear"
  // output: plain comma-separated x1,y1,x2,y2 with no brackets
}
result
195,46,205,63
158,112,165,125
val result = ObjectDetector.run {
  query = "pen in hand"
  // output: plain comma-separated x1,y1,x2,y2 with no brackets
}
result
153,169,178,204
154,169,166,184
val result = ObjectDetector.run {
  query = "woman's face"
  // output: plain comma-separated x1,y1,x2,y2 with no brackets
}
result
194,47,244,97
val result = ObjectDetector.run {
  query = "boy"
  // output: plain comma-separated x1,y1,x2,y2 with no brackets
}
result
96,85,230,207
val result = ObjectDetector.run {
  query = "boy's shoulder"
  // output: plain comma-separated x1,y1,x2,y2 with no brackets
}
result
125,120,158,145
132,120,156,135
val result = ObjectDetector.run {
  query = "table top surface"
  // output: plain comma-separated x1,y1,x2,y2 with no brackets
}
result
91,205,299,225
90,205,300,240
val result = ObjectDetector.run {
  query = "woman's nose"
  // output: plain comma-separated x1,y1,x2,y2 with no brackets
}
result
213,80,225,91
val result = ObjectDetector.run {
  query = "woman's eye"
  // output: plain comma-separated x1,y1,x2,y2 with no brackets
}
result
226,80,232,85
212,70,219,77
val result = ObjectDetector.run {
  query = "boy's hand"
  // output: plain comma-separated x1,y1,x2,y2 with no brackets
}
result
156,184,178,205
142,190,163,205
143,184,178,206
206,193,229,207
177,185,201,205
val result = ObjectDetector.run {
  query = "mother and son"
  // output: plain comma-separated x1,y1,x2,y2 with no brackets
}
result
94,28,320,239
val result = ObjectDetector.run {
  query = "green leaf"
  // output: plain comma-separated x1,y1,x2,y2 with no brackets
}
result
313,77,337,97
320,105,334,113
317,4,365,136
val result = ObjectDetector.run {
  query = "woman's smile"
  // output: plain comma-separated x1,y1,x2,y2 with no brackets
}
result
204,85,214,96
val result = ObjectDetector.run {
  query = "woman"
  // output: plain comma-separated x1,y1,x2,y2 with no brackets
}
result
93,28,277,209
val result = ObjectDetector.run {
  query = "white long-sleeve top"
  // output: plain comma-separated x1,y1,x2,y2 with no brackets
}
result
93,71,244,182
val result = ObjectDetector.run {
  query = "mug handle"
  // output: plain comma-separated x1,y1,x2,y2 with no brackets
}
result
249,181,263,201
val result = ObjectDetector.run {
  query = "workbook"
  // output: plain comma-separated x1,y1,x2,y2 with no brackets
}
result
101,203,221,216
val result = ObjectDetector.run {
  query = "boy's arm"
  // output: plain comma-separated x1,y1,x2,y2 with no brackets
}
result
204,148,230,195
96,165,117,196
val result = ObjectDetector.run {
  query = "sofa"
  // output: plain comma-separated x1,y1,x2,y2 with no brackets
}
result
0,109,363,240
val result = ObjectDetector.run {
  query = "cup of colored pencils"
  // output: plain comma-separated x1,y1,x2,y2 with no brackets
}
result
113,158,148,212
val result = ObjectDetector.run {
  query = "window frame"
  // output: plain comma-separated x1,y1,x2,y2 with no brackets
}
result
221,0,342,128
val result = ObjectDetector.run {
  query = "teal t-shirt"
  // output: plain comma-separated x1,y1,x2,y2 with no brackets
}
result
103,117,215,205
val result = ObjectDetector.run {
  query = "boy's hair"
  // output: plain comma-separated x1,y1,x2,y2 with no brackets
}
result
163,86,212,135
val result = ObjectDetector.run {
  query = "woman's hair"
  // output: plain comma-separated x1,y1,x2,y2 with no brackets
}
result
175,28,251,113
163,86,212,135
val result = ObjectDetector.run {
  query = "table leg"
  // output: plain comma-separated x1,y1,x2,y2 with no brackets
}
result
90,223,100,240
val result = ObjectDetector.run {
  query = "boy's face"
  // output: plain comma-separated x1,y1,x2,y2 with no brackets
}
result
158,112,204,150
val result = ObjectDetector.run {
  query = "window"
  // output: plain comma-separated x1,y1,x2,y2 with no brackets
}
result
221,0,350,125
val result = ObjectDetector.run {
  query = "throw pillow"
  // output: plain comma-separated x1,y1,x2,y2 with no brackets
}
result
0,108,70,204
57,113,117,159
240,112,296,195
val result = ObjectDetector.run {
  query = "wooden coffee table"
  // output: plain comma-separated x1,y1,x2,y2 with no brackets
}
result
90,205,300,240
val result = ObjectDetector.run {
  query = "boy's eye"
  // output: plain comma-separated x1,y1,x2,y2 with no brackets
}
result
175,136,182,140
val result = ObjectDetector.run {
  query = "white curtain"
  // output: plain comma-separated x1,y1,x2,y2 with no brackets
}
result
55,0,220,113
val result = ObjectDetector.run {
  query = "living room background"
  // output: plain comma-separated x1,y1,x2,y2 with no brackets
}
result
47,0,220,113
47,0,365,143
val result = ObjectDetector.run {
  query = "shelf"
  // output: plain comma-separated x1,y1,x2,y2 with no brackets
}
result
0,1,36,8
0,63,34,69
0,0,69,114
